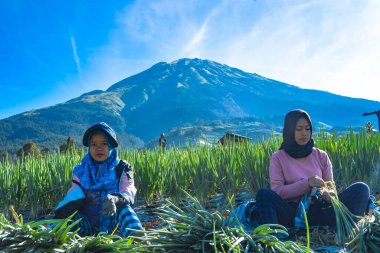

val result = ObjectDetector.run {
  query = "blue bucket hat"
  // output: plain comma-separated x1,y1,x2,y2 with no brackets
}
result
82,122,118,148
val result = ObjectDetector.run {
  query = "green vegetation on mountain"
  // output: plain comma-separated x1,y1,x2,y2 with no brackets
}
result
1,58,379,155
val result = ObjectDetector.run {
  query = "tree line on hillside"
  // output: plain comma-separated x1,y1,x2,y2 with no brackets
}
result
0,121,377,162
1,137,81,161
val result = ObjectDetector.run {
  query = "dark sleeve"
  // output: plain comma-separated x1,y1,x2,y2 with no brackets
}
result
54,179,86,219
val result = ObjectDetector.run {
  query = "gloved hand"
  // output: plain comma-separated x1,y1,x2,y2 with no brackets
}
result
101,194,119,216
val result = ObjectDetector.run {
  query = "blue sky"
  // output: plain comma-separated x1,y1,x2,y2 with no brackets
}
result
1,0,380,120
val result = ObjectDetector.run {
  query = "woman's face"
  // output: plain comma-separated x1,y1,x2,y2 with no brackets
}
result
294,117,311,145
89,133,109,162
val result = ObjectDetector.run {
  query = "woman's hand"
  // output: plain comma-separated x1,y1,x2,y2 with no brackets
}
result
308,175,325,188
320,187,336,203
101,194,119,216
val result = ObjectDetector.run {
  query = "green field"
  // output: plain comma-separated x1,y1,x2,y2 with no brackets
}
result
1,129,380,252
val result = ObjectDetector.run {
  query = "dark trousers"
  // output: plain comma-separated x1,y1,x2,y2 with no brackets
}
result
255,182,370,227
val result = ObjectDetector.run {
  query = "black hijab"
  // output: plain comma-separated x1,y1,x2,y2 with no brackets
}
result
280,109,314,158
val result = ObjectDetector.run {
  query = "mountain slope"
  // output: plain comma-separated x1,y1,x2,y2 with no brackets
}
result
1,58,379,154
105,58,379,138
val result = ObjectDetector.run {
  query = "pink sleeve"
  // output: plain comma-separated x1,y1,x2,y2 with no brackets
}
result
320,151,334,184
269,154,309,200
120,172,137,203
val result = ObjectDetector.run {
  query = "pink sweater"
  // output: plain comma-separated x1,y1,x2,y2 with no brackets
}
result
269,148,333,202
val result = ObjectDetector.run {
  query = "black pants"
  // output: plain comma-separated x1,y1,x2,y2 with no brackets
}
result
255,182,370,227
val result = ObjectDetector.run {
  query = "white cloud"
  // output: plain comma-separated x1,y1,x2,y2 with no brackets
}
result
65,0,380,102
182,22,208,58
70,36,82,74
202,0,380,101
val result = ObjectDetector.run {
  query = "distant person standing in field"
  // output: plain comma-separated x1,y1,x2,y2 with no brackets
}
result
254,109,370,228
158,133,166,150
54,122,142,237
362,110,380,131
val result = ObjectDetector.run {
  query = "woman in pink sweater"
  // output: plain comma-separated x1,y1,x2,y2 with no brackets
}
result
255,109,369,227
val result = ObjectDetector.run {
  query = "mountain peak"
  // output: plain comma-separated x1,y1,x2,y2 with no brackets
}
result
1,58,379,155
107,58,263,92
169,58,215,66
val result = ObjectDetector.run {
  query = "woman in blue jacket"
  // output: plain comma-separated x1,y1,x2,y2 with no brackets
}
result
54,122,142,237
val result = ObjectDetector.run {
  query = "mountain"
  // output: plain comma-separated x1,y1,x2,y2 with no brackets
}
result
1,58,379,154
